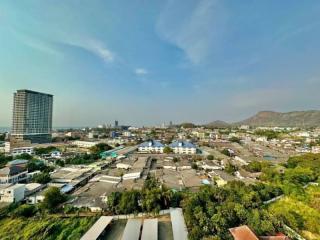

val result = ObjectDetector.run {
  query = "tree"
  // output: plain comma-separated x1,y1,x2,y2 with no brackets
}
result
90,143,112,154
41,187,67,212
34,146,57,155
207,155,214,160
225,164,237,175
229,136,241,144
33,172,51,184
14,153,33,160
13,204,37,217
163,146,173,154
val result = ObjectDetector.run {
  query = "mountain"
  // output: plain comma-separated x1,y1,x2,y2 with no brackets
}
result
205,120,231,128
235,110,320,127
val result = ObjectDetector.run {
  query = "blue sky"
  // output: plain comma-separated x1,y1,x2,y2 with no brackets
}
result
1,0,320,127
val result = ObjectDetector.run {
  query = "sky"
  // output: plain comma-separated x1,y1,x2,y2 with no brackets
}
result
0,0,320,127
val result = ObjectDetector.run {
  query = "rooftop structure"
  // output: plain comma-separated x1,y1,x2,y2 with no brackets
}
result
170,208,188,240
229,225,259,240
138,140,164,153
80,216,113,240
141,218,158,240
121,219,142,240
169,141,197,154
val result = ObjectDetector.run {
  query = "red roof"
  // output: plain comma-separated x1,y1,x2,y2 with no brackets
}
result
229,226,259,240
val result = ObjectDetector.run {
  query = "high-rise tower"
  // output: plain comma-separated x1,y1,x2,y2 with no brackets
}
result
11,89,53,144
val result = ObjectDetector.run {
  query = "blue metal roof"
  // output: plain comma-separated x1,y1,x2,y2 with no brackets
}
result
139,140,164,148
169,141,196,148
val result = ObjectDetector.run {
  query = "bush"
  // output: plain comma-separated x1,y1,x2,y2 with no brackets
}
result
13,204,37,218
33,172,51,184
207,155,214,160
41,187,67,213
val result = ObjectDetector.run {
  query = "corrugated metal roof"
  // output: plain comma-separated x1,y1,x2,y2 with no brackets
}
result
169,141,196,149
141,218,158,240
121,219,142,240
170,208,188,240
80,216,113,240
139,140,164,148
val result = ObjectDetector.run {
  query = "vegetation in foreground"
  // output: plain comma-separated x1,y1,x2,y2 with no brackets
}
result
0,216,97,240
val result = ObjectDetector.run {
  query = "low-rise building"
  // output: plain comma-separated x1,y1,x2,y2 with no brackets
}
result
169,141,197,154
11,147,34,156
73,140,101,148
0,165,28,184
138,140,164,153
0,184,25,203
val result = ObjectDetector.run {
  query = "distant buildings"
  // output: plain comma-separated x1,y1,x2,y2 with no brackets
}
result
138,139,197,154
11,89,53,144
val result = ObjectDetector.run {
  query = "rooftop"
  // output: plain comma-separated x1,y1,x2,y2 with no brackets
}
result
169,140,196,148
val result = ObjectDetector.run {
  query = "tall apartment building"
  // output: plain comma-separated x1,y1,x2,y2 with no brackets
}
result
11,90,53,144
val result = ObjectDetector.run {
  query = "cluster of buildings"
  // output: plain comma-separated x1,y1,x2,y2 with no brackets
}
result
138,140,197,154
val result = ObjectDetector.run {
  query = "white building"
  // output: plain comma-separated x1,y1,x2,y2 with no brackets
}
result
51,150,62,158
0,184,25,203
0,166,28,184
11,147,34,156
73,140,100,148
138,140,164,153
4,142,11,153
169,141,197,154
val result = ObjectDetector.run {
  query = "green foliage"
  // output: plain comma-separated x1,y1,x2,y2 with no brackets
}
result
163,146,173,154
32,172,51,184
40,187,67,213
14,153,33,160
34,147,57,155
0,216,98,240
65,153,99,165
0,134,5,141
107,176,182,215
182,183,281,240
27,160,54,173
225,163,238,175
269,187,320,237
13,205,37,218
245,161,271,173
90,143,112,154
229,136,241,144
221,148,233,157
254,130,280,140
207,155,214,160
0,154,12,167
191,163,198,170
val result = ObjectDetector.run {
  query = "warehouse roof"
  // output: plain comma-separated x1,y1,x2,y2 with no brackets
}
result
80,216,113,240
121,219,142,240
141,218,158,240
170,208,188,240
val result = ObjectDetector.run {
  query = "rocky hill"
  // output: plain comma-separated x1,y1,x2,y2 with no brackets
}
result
235,110,320,127
205,120,231,128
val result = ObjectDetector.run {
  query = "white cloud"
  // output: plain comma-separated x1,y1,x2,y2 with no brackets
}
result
64,38,114,63
135,68,148,75
156,0,227,64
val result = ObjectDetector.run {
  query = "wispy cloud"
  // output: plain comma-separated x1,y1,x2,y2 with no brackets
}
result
64,38,114,63
13,30,61,56
134,68,148,75
156,0,227,64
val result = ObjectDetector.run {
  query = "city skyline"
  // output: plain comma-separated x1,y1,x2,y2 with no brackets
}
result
1,1,320,127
